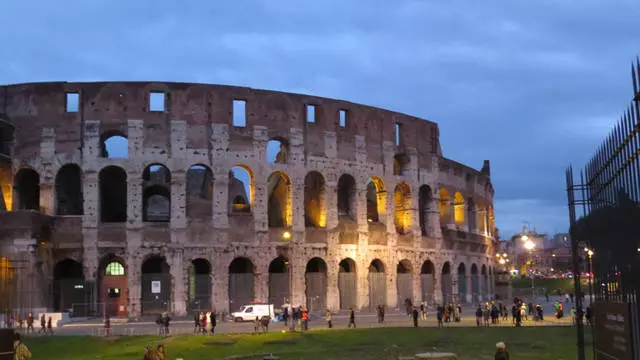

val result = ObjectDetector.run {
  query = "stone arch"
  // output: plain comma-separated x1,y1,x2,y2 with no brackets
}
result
267,171,292,228
142,164,171,222
53,259,85,314
100,131,128,159
393,153,410,176
420,260,435,304
458,262,467,304
441,261,452,304
186,164,213,218
305,257,327,311
338,258,357,310
141,255,171,315
99,255,128,317
228,257,255,312
368,259,386,309
394,182,412,235
397,259,413,306
266,137,289,164
453,192,465,226
188,258,212,312
418,185,432,236
13,168,40,211
55,164,83,215
229,165,253,213
268,256,290,308
99,166,127,222
438,189,450,226
304,171,326,228
337,174,357,219
471,264,480,304
366,176,386,223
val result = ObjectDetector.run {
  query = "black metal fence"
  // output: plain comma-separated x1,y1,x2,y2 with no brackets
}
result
567,58,640,360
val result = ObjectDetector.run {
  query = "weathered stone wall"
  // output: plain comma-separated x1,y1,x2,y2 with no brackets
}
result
0,82,498,317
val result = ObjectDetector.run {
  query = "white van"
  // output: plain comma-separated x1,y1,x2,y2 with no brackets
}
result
231,304,275,322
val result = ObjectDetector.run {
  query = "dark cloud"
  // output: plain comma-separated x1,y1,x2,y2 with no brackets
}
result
1,0,638,237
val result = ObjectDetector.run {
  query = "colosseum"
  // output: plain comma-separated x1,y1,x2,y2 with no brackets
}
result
0,82,497,318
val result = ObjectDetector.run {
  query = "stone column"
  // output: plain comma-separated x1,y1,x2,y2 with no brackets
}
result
170,250,187,316
212,173,229,229
254,265,268,304
387,270,397,308
451,271,459,305
291,181,305,232
126,252,141,318
170,171,187,230
324,181,338,229
357,264,369,310
290,260,305,307
433,273,443,305
212,261,228,313
82,172,99,228
127,176,143,228
326,260,339,311
449,200,455,227
478,273,485,303
127,120,144,160
412,270,421,305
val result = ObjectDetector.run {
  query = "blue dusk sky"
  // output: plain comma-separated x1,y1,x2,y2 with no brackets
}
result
1,0,639,239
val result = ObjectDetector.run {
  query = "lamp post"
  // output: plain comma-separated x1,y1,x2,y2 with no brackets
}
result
524,239,536,298
583,248,594,305
496,253,509,271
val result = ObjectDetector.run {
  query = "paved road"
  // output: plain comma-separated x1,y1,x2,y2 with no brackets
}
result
26,296,579,337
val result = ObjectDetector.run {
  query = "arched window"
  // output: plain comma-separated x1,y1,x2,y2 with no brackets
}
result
105,262,125,276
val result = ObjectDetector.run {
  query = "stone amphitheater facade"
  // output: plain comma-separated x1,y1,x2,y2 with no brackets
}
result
0,82,497,318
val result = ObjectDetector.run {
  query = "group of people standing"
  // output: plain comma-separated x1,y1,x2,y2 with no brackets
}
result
12,313,54,335
282,305,310,331
193,311,217,335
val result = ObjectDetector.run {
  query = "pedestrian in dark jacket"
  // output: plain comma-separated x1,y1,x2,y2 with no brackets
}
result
210,312,217,334
348,308,356,328
104,315,111,336
495,341,510,360
412,307,419,327
46,316,53,335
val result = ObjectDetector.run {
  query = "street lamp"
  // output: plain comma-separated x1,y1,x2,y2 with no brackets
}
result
524,240,536,297
496,253,509,271
584,248,594,305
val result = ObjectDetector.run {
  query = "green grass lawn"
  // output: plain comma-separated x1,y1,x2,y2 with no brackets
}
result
25,327,590,360
511,277,589,294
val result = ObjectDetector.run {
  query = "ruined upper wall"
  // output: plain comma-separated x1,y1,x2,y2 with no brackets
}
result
0,82,440,167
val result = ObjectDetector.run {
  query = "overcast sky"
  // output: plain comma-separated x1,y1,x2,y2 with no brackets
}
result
2,0,639,239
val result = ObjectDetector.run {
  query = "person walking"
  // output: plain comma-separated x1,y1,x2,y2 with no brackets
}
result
348,308,356,328
412,307,419,328
200,313,207,334
420,303,427,320
26,313,34,334
104,315,111,336
494,342,510,360
283,307,289,327
13,333,32,360
326,309,332,329
46,316,54,335
193,312,201,334
210,312,217,335
301,310,309,331
436,305,444,328
38,314,46,334
163,313,171,336
475,306,483,327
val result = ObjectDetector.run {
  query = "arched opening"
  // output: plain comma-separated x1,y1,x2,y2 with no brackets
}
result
396,259,413,305
13,168,40,210
100,132,128,159
477,202,488,234
441,262,452,304
368,259,386,309
229,166,253,213
393,153,410,176
453,192,465,227
418,185,432,236
466,198,476,231
55,164,83,215
305,257,327,311
141,255,171,315
420,260,435,304
267,171,291,228
266,138,289,164
186,165,212,218
0,257,15,313
458,263,467,304
304,171,326,227
481,264,488,301
228,257,255,313
100,256,127,317
337,174,356,219
53,259,87,315
438,189,451,226
268,257,290,308
142,164,171,222
471,264,480,304
99,166,127,222
366,177,386,223
394,182,412,235
338,258,357,310
188,258,212,312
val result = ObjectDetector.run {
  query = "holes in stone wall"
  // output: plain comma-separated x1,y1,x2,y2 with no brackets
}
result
267,171,291,228
149,92,165,112
55,164,83,215
99,166,127,222
100,132,128,159
186,165,212,218
394,182,412,235
466,197,476,231
453,192,465,226
229,166,252,213
339,109,347,128
393,153,410,176
233,100,246,127
13,168,40,211
395,123,401,146
304,171,326,227
266,138,289,164
438,189,451,226
337,174,356,220
366,177,385,224
142,164,171,222
306,105,316,123
418,185,432,236
66,93,79,113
